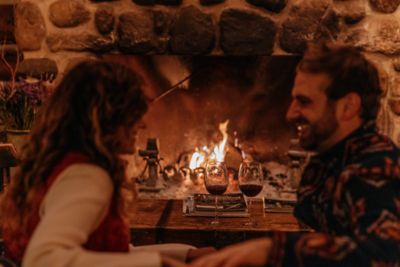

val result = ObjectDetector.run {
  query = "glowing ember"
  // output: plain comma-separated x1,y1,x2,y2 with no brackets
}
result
189,120,229,170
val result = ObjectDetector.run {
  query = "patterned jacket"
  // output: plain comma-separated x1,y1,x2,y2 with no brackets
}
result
269,122,400,267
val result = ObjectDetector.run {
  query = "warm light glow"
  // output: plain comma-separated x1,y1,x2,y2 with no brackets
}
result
189,120,229,169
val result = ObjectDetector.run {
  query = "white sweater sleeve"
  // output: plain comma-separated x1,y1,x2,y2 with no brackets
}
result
22,163,161,267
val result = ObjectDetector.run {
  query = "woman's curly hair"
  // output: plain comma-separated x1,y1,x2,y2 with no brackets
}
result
1,60,148,240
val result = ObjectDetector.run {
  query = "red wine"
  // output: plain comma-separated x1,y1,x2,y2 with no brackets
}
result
206,185,227,195
240,184,263,197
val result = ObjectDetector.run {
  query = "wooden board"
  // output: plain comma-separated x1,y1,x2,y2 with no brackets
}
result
128,199,310,248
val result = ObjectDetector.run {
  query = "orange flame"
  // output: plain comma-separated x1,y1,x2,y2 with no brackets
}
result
189,150,205,170
189,120,229,169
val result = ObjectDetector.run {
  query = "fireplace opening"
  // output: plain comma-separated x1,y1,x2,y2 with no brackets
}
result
103,55,302,198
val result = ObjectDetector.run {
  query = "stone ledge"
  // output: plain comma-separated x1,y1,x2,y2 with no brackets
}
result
46,33,114,52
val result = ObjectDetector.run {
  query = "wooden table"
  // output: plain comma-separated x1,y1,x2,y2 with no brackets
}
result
128,199,309,248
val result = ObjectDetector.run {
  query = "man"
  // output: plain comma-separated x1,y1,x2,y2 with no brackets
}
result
191,43,400,266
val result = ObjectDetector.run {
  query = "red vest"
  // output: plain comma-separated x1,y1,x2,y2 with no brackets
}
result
4,152,130,264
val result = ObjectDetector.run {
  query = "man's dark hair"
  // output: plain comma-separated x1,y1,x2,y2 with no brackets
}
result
298,43,382,121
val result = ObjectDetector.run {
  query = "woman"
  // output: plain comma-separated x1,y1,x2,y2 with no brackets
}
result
1,60,195,267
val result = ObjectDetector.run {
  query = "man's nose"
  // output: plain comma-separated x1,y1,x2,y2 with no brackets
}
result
286,101,299,122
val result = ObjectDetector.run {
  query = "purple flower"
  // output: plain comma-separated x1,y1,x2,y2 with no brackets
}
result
0,81,50,130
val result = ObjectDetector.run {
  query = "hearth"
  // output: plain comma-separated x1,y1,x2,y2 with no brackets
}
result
109,55,304,198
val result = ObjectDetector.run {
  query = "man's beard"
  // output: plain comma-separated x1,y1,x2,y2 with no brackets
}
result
296,108,338,151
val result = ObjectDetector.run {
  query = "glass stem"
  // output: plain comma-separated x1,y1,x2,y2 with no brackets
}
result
248,197,253,225
248,198,252,214
215,195,218,222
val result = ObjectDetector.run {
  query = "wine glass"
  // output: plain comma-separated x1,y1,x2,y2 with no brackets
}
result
238,161,264,226
205,161,228,225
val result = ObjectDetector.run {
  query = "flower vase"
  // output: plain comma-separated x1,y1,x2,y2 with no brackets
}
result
6,129,30,156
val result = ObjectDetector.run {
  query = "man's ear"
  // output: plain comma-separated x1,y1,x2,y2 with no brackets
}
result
337,92,361,121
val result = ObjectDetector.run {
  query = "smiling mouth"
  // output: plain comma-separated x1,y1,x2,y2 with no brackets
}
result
296,123,310,138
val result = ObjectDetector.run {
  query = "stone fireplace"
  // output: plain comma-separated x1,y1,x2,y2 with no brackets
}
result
2,0,400,196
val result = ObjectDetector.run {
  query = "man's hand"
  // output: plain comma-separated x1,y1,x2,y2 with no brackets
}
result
162,255,188,267
189,238,272,267
186,247,217,262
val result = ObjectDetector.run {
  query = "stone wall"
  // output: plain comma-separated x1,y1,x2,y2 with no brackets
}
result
6,0,400,142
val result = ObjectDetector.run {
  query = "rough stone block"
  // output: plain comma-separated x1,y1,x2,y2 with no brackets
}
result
170,6,215,54
17,58,58,81
95,5,115,35
153,10,173,36
370,0,400,13
14,2,46,51
342,18,400,56
220,9,276,55
334,0,366,24
117,12,155,53
393,58,400,72
279,0,338,54
49,0,91,28
390,99,400,116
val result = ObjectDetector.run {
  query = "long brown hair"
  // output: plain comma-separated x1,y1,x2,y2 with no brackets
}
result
1,60,148,237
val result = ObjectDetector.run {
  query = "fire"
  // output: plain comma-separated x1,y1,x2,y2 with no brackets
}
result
189,148,206,170
189,120,229,170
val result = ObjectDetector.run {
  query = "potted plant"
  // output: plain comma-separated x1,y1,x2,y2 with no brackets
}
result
0,80,50,153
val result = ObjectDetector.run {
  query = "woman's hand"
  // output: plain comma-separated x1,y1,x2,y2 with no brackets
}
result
189,238,272,267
